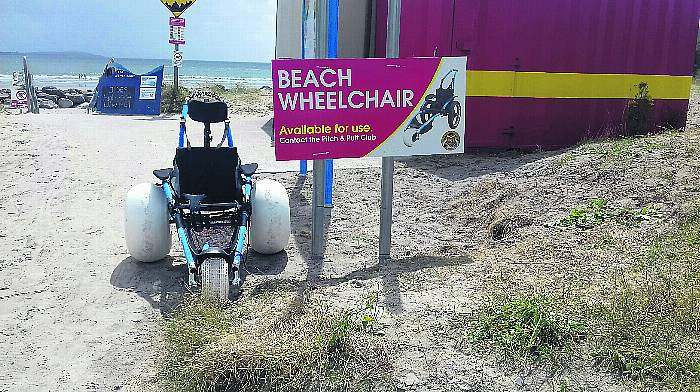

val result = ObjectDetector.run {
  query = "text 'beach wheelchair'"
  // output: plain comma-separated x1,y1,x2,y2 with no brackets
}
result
124,94,291,301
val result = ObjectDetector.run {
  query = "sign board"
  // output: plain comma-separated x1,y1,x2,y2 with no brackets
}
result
272,57,467,161
172,50,183,67
10,72,28,109
139,88,157,100
169,17,186,27
161,0,197,17
169,19,186,45
140,75,158,88
95,63,164,115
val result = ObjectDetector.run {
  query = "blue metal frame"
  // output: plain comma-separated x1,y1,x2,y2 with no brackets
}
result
324,0,339,207
178,102,188,148
162,182,196,271
225,121,234,148
299,0,309,176
233,178,252,272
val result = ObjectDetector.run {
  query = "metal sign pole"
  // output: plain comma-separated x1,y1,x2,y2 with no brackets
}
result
379,0,400,259
311,0,328,259
174,43,180,100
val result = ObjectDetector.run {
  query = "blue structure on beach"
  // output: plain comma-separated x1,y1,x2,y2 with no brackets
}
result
93,62,163,116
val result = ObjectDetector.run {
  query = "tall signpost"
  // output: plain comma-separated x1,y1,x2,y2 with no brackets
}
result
160,0,197,109
380,0,401,259
311,0,328,259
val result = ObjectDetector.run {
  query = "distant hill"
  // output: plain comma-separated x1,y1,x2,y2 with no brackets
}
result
0,51,108,59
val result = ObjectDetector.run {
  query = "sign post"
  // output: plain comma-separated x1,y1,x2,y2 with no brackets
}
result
380,0,401,259
311,0,328,259
161,1,197,111
169,17,186,110
10,72,28,113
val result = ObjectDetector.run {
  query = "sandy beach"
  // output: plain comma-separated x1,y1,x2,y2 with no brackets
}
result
0,84,699,391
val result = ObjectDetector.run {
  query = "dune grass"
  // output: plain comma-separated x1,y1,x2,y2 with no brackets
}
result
588,203,700,389
468,199,700,390
160,285,392,392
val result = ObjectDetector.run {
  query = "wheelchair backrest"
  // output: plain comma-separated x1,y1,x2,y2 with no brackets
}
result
174,147,242,203
188,100,228,124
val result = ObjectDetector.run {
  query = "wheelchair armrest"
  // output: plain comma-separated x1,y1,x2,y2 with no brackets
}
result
153,168,173,181
240,163,258,177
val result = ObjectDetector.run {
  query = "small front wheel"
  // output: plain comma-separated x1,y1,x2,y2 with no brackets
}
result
447,101,461,129
201,257,229,301
403,130,418,147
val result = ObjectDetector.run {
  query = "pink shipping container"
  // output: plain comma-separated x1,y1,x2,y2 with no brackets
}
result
371,0,700,149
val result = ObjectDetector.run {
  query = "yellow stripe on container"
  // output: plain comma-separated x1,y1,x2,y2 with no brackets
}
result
466,70,692,100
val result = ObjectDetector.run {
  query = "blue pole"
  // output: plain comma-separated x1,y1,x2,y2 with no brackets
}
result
299,0,308,176
324,0,338,207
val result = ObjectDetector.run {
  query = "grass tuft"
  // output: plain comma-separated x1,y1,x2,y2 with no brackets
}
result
467,295,586,363
160,287,392,392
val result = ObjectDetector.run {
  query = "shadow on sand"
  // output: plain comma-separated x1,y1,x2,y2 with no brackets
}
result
110,256,190,317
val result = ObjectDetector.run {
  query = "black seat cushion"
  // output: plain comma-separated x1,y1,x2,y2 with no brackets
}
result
174,147,241,203
188,100,228,124
435,87,453,107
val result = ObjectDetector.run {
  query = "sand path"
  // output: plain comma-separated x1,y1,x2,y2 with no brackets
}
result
0,110,377,391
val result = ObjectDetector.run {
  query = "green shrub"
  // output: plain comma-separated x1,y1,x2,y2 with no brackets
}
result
624,82,654,136
161,83,189,114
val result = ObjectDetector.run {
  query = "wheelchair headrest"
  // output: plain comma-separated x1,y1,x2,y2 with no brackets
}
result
187,100,228,124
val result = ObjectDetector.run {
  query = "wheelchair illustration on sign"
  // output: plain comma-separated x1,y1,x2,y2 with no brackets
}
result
403,69,462,147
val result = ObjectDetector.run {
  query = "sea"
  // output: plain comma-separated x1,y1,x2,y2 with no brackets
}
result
0,52,272,90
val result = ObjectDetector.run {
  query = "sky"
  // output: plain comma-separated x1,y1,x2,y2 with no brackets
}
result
0,0,277,63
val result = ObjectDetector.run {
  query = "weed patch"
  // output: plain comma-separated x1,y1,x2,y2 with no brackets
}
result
561,199,652,228
467,295,586,364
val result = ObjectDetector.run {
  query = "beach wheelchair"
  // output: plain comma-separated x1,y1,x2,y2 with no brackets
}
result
124,94,291,300
403,69,461,147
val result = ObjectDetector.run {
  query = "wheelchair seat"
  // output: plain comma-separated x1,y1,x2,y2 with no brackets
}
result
174,147,242,204
188,100,228,124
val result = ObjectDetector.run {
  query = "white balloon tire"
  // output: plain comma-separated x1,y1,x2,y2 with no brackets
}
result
124,183,171,263
250,178,291,255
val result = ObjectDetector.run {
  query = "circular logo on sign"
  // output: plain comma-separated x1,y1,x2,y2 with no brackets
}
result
16,90,27,101
441,131,461,151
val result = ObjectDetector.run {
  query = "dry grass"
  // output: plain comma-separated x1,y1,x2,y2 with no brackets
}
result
160,283,393,392
464,130,700,390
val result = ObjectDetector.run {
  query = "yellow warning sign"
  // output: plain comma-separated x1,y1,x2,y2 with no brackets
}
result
160,0,197,17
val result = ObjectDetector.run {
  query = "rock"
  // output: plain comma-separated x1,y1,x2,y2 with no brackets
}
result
39,99,58,109
57,98,74,108
42,87,65,98
259,86,272,91
66,94,85,105
44,94,59,103
76,102,89,109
